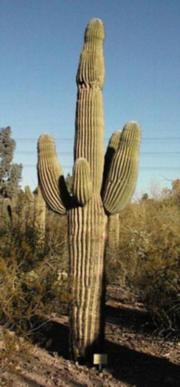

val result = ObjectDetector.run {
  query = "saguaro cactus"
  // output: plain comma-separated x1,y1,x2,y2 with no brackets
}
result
37,18,141,361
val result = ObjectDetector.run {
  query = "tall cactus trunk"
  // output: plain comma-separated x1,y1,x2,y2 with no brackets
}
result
68,19,106,360
68,197,107,359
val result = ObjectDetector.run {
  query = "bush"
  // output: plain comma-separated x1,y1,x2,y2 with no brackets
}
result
0,212,69,338
138,260,180,333
0,181,179,337
106,182,180,334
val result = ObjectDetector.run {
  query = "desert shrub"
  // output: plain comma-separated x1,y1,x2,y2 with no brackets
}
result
0,199,13,231
45,211,68,270
137,259,180,333
1,180,179,337
106,201,151,288
106,183,180,333
0,211,69,338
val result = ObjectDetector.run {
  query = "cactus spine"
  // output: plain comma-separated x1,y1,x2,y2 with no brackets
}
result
37,18,141,361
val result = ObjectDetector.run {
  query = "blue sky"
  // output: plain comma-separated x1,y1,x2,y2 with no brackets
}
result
0,0,180,196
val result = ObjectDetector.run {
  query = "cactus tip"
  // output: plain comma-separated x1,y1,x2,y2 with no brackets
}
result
122,121,141,144
85,18,104,40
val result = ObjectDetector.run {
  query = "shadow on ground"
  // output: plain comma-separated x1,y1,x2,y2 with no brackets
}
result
29,306,180,387
106,340,180,387
106,304,155,334
30,316,70,359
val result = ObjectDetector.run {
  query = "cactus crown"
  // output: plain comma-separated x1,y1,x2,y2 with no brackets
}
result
76,18,105,89
85,18,104,39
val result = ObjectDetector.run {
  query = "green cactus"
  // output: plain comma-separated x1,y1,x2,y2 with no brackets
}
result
37,18,141,361
102,131,121,256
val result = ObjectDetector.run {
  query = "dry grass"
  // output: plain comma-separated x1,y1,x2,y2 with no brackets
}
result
106,182,180,333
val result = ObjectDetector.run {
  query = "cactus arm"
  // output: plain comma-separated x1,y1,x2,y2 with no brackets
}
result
102,121,141,214
107,130,122,152
37,134,68,215
102,133,122,262
72,158,92,205
101,130,121,196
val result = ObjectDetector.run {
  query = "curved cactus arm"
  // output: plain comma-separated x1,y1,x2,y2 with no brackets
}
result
37,134,69,215
101,130,121,195
108,130,122,152
102,121,141,214
72,158,92,205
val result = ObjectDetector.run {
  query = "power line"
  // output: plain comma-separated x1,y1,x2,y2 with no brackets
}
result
14,137,180,141
21,164,180,170
15,150,180,155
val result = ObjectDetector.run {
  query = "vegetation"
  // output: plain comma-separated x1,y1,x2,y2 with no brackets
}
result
0,208,68,337
0,127,22,199
0,127,22,229
0,180,179,344
106,181,180,333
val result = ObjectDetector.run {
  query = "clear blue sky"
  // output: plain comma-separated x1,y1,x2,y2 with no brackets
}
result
1,0,180,196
